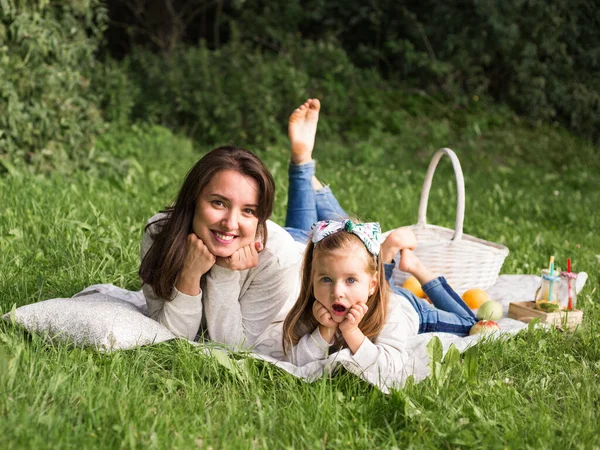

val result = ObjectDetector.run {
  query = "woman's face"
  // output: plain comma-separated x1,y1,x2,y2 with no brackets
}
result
192,169,260,258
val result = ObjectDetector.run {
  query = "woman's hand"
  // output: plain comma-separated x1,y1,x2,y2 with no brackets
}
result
176,233,216,296
380,227,418,264
216,241,264,271
313,300,338,343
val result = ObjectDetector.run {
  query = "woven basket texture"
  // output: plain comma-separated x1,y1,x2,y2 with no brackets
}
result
389,148,509,296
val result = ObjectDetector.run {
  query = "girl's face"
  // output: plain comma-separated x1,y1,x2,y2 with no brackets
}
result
192,169,260,258
312,242,378,323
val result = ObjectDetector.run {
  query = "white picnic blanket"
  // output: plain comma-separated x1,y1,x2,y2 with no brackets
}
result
71,273,586,393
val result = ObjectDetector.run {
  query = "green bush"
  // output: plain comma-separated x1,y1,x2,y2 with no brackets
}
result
0,0,108,173
113,35,429,149
415,0,600,141
227,0,600,143
123,37,308,147
90,56,139,128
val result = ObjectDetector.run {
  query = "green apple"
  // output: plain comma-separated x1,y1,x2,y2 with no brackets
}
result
476,300,503,320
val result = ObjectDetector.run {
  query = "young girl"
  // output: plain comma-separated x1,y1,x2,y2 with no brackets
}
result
281,99,477,369
282,220,478,369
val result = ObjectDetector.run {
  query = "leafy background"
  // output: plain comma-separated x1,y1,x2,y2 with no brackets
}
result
1,1,599,448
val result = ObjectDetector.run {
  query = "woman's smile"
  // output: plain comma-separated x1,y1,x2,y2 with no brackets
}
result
211,230,238,243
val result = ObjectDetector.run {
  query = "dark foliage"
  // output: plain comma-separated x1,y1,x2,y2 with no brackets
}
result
103,0,600,143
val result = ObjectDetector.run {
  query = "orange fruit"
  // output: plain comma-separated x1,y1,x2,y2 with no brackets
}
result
402,276,426,298
462,288,489,309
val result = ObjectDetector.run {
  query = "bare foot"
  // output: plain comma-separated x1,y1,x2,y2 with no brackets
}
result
399,249,435,286
289,98,320,165
380,227,417,264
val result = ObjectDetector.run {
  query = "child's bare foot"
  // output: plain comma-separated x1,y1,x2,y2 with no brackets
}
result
289,98,320,165
397,248,420,274
399,249,435,286
380,227,417,264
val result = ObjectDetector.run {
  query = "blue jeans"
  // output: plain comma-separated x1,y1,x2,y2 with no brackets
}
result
284,161,347,242
384,265,478,336
284,161,478,336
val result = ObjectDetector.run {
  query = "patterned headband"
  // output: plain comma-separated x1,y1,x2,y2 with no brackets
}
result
311,219,381,256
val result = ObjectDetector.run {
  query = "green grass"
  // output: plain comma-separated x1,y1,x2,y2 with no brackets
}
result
1,105,599,449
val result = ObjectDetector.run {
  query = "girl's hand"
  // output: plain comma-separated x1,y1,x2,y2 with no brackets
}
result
313,300,338,328
176,233,216,295
340,302,368,354
216,241,263,271
380,227,418,264
313,300,338,343
339,302,369,334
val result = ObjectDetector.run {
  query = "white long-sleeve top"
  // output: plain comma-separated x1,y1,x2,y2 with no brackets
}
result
142,212,304,347
289,291,420,372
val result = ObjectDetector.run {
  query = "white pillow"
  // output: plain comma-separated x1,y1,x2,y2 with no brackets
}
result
3,293,176,351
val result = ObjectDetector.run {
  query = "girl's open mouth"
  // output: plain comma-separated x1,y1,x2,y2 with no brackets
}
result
331,303,347,316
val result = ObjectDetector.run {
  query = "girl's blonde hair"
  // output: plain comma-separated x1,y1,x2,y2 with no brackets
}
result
282,228,390,353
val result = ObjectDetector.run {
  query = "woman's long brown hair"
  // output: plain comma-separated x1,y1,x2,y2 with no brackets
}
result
282,230,390,353
139,146,275,300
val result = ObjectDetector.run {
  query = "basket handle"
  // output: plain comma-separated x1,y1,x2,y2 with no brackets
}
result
416,148,465,241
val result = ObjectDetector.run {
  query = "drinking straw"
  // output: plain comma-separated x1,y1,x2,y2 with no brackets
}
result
567,258,573,310
548,256,555,302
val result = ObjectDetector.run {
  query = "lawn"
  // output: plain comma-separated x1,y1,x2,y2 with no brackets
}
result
1,106,599,448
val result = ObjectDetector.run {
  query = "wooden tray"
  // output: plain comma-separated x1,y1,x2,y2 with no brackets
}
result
508,301,583,330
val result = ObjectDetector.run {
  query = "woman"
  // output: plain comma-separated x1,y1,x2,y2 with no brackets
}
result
139,146,303,346
140,98,365,350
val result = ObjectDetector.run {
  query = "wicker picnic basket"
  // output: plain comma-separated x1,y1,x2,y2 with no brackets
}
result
389,148,509,295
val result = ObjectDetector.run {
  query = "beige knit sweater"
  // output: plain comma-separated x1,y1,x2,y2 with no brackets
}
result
141,212,303,347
